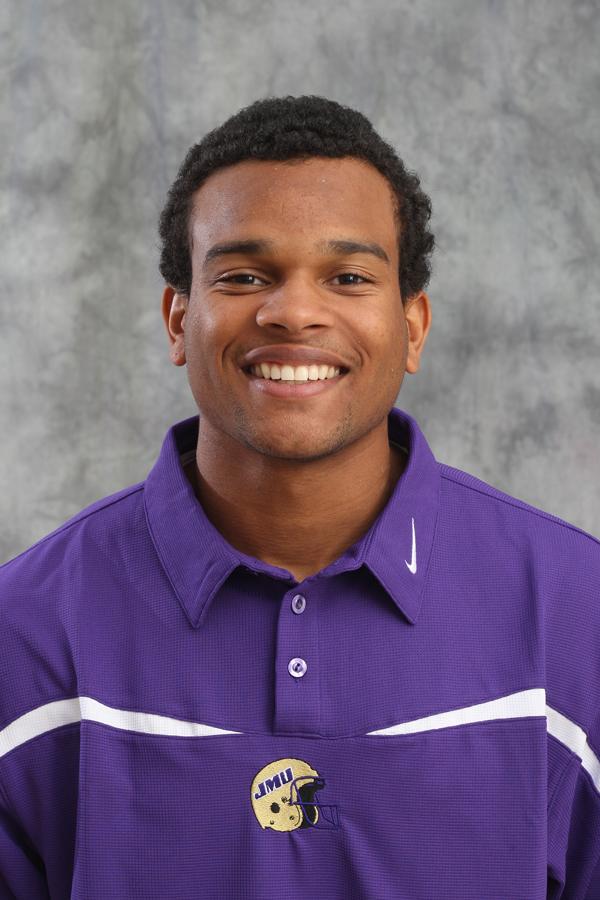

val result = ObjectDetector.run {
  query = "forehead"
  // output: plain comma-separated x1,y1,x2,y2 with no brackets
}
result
189,157,399,257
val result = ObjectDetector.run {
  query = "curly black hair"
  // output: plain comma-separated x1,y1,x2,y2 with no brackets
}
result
158,95,434,303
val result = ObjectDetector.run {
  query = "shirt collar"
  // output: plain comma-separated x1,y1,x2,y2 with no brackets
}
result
144,406,441,629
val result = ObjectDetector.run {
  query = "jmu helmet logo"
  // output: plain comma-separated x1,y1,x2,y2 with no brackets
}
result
251,757,341,831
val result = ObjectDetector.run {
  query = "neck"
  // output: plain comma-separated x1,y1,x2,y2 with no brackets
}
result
184,417,406,583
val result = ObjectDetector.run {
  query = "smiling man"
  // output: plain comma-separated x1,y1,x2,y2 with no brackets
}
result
161,152,430,584
1,96,600,899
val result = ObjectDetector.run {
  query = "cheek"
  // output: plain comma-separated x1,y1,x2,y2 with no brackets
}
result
376,344,405,380
185,300,248,384
184,303,222,363
372,326,407,389
363,311,405,372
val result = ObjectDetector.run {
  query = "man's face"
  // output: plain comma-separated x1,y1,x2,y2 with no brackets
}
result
164,155,428,461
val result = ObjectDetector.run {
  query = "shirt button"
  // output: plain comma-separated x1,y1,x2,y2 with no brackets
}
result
291,593,306,614
288,657,307,678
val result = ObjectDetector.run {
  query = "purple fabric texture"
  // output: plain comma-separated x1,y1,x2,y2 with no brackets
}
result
1,405,599,899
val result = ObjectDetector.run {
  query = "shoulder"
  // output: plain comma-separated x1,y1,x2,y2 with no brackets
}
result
439,461,600,751
438,460,600,568
0,480,148,733
436,461,600,669
0,480,146,607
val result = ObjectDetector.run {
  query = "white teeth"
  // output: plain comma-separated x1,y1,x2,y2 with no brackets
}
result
249,363,341,381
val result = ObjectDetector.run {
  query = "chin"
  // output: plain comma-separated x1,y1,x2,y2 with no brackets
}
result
246,429,352,462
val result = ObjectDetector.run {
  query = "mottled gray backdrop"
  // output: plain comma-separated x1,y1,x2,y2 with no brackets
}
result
2,0,599,563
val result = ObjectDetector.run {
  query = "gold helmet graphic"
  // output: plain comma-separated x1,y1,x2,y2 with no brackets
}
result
251,757,341,831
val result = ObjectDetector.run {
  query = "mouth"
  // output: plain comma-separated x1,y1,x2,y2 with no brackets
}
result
240,365,349,398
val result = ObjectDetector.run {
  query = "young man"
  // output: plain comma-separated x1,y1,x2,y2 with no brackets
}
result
1,96,598,898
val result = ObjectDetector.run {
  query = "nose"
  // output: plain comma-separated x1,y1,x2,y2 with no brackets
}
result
254,274,335,332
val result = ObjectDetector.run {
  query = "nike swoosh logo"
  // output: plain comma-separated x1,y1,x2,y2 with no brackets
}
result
405,517,417,574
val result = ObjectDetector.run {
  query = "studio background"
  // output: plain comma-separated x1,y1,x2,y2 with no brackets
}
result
1,0,599,564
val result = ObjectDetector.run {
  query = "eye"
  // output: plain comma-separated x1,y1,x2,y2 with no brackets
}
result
331,272,371,285
217,273,267,286
217,272,370,287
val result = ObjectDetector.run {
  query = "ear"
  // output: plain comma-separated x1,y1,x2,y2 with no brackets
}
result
161,285,188,366
404,291,432,374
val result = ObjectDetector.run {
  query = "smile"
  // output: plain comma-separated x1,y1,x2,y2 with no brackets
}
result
241,366,348,398
248,362,342,382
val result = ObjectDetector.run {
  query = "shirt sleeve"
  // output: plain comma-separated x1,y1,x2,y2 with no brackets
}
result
0,775,49,900
547,752,600,899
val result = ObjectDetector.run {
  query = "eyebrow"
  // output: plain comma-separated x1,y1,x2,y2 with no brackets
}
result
202,238,390,268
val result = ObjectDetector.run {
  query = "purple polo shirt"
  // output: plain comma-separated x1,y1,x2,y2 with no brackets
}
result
1,405,600,899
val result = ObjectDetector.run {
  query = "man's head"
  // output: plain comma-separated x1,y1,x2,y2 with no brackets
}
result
159,95,434,462
159,95,434,304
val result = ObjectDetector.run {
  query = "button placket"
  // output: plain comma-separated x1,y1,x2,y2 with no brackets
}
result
289,594,307,677
274,587,320,732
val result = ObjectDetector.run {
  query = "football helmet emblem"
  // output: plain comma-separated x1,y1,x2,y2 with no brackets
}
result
251,757,340,831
